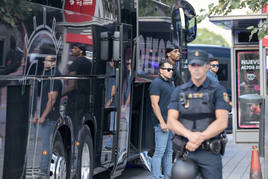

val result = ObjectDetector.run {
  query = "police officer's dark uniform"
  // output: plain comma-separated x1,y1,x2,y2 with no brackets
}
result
168,50,231,179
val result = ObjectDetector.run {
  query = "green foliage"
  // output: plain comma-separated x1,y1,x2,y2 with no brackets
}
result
190,28,230,47
138,0,174,16
139,0,157,16
208,0,268,40
0,0,30,27
160,0,173,6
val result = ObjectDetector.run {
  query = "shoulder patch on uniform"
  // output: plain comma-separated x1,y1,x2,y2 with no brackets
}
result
223,92,229,102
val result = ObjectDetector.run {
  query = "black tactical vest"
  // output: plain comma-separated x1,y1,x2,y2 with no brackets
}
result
178,86,216,132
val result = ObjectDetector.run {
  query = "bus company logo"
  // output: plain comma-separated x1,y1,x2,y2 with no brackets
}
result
24,7,62,76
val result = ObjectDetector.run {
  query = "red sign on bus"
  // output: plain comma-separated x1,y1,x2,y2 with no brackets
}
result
64,0,96,22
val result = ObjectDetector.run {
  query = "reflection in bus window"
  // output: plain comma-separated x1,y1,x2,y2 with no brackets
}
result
62,43,92,135
29,54,62,172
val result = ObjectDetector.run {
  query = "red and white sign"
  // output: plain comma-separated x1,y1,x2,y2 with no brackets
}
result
64,0,96,23
65,33,93,45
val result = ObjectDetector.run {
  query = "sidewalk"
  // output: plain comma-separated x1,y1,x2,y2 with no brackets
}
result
223,134,265,179
115,133,265,179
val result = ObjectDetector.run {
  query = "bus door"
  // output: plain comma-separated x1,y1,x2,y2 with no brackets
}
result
110,24,133,178
91,24,118,166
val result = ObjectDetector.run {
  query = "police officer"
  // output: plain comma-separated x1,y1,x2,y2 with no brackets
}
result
167,50,231,179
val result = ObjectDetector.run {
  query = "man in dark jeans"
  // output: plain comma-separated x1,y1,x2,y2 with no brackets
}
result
31,55,62,172
62,44,92,135
150,60,175,179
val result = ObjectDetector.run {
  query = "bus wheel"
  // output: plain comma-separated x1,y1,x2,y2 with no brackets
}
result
50,131,67,178
77,126,93,179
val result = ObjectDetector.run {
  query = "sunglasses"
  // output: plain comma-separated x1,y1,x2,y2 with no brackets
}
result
161,68,174,72
211,64,219,68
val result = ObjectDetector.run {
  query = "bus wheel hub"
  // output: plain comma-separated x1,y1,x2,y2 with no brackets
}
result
50,153,67,178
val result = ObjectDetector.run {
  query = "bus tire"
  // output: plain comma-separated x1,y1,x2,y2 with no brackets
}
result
77,125,93,179
50,131,68,178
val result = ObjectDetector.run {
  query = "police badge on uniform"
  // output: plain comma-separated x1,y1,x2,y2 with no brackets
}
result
223,92,229,102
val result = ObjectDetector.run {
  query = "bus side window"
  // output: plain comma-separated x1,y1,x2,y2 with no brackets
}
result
27,0,46,5
27,0,63,8
47,0,63,8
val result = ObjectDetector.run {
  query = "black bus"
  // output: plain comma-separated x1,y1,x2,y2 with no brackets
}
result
0,0,197,178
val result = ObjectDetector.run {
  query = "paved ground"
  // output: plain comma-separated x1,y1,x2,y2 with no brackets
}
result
94,166,151,179
94,134,266,179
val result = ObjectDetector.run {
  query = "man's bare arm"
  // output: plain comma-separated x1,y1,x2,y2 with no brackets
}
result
201,109,229,140
62,71,77,96
167,109,189,137
150,95,167,132
39,91,58,123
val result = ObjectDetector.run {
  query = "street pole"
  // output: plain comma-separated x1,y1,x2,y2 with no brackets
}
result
264,96,268,178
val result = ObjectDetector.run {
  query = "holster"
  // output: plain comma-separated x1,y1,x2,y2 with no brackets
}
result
202,134,228,155
207,138,221,154
220,134,228,155
172,135,187,157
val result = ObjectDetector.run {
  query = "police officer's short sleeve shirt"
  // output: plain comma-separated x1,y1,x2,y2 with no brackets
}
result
168,78,231,112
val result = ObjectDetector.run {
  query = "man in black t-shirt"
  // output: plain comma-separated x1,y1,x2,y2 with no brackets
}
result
62,44,92,134
30,55,62,172
165,44,184,86
31,55,62,123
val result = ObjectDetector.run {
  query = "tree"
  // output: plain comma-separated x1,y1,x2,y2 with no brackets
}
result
154,0,268,40
190,28,229,47
139,0,157,16
206,0,268,40
0,0,30,27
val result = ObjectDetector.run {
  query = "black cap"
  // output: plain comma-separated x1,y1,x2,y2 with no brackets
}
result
165,44,179,55
188,50,209,66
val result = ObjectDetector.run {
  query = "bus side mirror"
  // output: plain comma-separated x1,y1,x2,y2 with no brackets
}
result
100,32,112,61
113,31,120,61
172,0,197,43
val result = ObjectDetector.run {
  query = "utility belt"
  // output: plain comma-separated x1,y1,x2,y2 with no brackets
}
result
172,133,228,157
199,135,228,155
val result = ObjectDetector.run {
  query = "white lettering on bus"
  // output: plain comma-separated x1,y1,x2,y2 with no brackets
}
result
137,35,171,75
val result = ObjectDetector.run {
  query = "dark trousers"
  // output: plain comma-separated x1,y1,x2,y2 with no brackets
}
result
188,149,222,179
66,93,89,137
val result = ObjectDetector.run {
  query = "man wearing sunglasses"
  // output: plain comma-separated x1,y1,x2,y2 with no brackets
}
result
207,58,220,83
149,60,175,179
166,44,184,86
167,50,230,179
